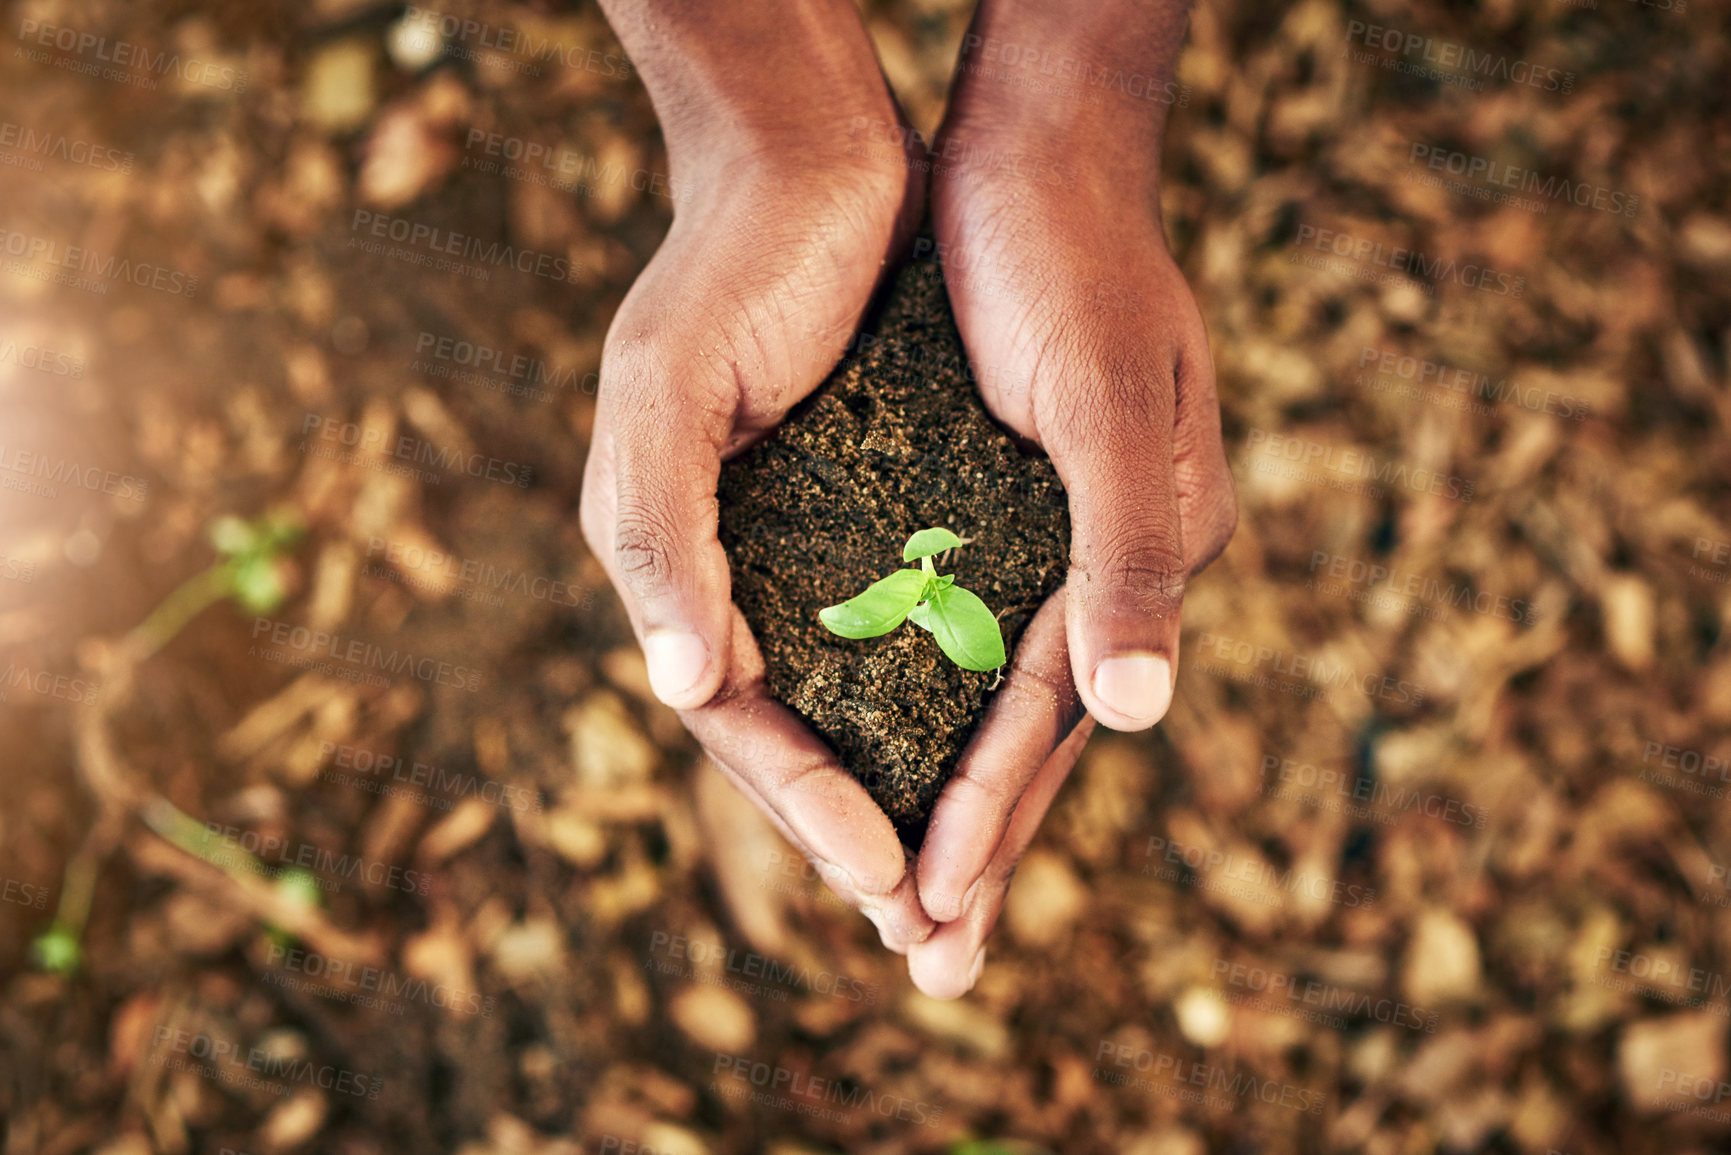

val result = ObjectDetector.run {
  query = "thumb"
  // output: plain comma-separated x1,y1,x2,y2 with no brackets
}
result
1039,353,1185,731
596,335,736,710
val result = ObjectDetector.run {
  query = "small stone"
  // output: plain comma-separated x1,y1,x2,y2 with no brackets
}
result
565,690,657,789
301,39,375,133
1004,850,1088,949
1402,909,1482,1006
1619,1012,1724,1113
491,918,566,982
670,986,755,1053
259,1089,328,1149
1173,986,1231,1048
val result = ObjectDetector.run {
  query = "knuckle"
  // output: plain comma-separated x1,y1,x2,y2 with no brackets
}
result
1099,547,1187,618
613,509,681,593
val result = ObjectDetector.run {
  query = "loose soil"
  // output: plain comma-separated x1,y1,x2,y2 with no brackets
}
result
717,247,1071,844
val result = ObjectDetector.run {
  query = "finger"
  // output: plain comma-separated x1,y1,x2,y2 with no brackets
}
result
906,717,1094,999
598,321,737,710
915,588,1083,922
1035,342,1185,732
684,604,935,950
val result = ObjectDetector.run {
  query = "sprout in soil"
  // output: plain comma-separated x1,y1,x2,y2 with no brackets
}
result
819,527,1006,672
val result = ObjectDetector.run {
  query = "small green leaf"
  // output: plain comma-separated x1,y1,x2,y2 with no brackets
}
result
925,584,1006,671
907,602,932,631
820,568,929,639
903,527,964,562
31,924,81,975
275,867,324,912
209,515,256,557
231,555,288,613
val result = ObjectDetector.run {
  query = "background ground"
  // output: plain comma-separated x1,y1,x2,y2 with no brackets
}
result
1,0,1728,1152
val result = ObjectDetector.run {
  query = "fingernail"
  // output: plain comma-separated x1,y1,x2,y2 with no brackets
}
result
931,873,983,924
1091,652,1173,729
965,946,986,989
643,630,711,707
812,858,865,899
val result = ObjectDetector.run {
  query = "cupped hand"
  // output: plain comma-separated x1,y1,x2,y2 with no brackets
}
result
581,0,936,952
906,0,1236,997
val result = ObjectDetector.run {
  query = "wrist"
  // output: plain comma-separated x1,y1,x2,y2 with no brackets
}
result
938,0,1190,193
601,0,913,188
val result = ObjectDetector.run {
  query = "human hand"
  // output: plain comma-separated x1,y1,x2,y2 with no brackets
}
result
905,0,1236,997
581,0,937,952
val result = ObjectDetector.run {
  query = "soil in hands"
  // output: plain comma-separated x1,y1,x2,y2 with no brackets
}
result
717,247,1071,845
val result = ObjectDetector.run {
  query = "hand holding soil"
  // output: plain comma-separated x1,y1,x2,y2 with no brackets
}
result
904,0,1238,995
583,0,1236,999
579,0,943,972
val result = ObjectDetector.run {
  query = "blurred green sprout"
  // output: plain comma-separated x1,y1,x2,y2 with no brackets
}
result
209,511,302,613
30,511,305,976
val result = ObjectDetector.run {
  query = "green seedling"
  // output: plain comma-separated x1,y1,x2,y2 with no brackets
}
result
31,511,304,976
819,527,1006,672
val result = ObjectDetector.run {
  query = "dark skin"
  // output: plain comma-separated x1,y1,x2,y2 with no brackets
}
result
579,0,1235,998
